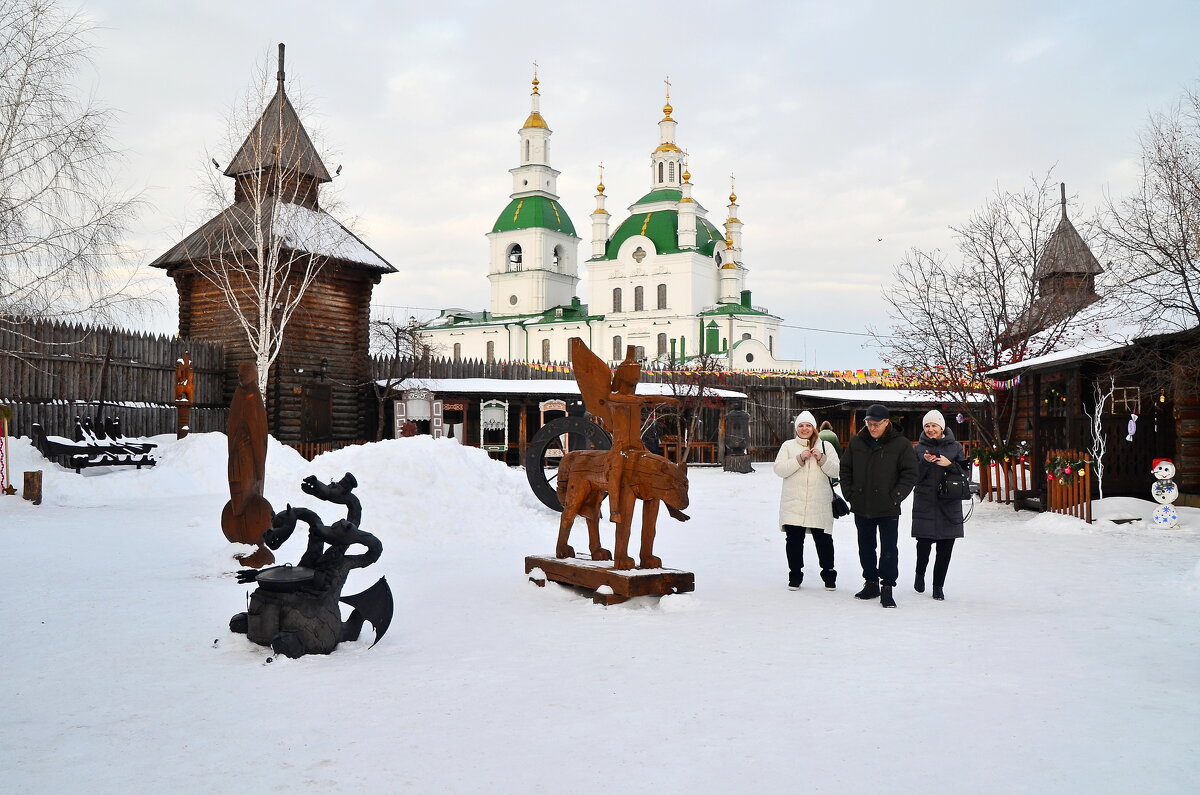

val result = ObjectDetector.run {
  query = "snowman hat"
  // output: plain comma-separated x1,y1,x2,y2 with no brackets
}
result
1152,458,1174,469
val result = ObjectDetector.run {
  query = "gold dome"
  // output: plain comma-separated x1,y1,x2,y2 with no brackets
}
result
729,191,737,204
522,111,548,129
662,101,674,120
654,142,682,153
597,181,605,194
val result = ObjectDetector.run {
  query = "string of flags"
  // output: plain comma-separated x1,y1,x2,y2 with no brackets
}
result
521,361,901,383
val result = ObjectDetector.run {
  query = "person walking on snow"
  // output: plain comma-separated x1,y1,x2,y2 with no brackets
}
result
773,411,841,590
839,404,919,608
911,410,969,601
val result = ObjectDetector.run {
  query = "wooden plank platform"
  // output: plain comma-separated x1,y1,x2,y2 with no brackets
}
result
525,555,695,605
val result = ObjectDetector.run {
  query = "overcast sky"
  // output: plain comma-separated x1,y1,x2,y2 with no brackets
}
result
81,0,1200,369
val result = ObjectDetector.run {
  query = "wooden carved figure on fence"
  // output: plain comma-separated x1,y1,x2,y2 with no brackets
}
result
221,362,275,568
565,337,690,570
174,353,194,439
1151,458,1180,528
0,406,15,496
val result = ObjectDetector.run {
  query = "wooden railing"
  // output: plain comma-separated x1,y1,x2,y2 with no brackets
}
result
283,439,370,462
1045,448,1092,523
977,458,1033,504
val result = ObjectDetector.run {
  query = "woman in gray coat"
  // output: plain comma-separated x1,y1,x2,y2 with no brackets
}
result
911,410,969,600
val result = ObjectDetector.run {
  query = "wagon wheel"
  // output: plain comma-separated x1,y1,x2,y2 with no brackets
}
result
524,415,612,511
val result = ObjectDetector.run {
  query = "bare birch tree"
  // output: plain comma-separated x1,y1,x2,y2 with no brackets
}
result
368,317,436,440
183,44,338,399
0,0,146,329
873,173,1102,447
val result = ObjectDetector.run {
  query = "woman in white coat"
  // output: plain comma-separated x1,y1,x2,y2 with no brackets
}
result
773,411,841,590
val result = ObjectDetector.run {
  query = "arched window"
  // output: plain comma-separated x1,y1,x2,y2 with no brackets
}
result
635,346,645,361
525,139,531,162
657,283,667,309
634,285,644,311
658,162,664,182
612,287,622,313
657,333,667,356
541,339,551,363
612,336,623,361
742,333,752,341
453,343,461,361
769,336,774,354
668,161,675,182
486,340,495,364
552,246,562,271
508,244,523,271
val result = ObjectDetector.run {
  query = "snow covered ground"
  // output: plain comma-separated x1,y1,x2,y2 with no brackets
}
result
2,434,1198,794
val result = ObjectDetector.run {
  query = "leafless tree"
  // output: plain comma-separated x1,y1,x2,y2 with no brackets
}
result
368,317,437,440
873,173,1102,448
651,352,727,462
0,0,147,329
1104,86,1200,396
184,44,341,399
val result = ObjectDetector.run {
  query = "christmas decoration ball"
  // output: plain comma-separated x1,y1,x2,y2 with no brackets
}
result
1152,505,1179,528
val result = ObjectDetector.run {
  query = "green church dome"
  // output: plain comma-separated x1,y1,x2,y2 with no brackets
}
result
600,211,724,259
492,196,577,236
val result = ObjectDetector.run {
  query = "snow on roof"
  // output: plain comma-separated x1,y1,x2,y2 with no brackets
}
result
795,389,987,404
273,202,392,271
387,377,747,399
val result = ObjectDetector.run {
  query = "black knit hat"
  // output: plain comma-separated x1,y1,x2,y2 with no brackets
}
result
864,404,890,422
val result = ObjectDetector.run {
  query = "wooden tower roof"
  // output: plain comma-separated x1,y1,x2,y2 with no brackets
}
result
1033,183,1103,281
223,44,332,184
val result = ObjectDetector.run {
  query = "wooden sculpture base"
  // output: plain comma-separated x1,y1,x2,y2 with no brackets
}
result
525,555,695,605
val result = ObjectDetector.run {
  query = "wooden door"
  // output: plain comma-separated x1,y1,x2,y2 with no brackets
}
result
300,384,332,442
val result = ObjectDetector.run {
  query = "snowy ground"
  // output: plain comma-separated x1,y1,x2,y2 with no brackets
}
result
2,434,1199,794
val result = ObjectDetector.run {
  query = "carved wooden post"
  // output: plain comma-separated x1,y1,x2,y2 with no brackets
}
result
174,352,195,439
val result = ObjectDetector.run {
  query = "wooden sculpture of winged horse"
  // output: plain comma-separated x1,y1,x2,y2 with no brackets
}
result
556,337,690,570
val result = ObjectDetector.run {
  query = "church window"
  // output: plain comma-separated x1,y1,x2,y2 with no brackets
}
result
658,162,664,182
632,247,646,264
612,336,622,361
486,341,495,364
509,295,518,305
453,343,461,361
657,333,667,356
525,139,530,162
545,140,549,160
657,284,667,309
742,333,751,341
634,286,644,311
541,339,551,363
635,346,645,360
668,162,675,182
746,353,755,363
553,246,562,271
612,288,622,313
769,336,774,354
508,244,523,271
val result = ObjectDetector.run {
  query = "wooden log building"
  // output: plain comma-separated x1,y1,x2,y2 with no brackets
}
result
149,46,395,443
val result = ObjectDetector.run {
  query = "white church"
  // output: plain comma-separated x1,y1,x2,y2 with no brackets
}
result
420,75,801,370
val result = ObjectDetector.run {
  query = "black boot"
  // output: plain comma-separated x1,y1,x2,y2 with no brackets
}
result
821,569,837,591
854,580,880,600
880,585,896,608
914,571,926,593
932,585,945,601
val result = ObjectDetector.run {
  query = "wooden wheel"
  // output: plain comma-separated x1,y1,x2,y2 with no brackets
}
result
524,415,612,511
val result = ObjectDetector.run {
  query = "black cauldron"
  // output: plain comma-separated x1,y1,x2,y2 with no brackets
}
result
254,564,316,593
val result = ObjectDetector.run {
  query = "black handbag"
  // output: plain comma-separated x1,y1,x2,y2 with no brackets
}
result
938,468,972,501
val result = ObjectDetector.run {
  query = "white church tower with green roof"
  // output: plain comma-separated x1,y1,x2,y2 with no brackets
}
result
486,70,580,317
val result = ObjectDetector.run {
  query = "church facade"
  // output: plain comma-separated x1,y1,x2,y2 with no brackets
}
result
421,76,799,370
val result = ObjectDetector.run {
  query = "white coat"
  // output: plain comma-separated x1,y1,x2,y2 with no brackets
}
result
773,436,841,532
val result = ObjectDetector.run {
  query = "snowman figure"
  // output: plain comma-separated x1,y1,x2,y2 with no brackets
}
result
1151,458,1180,528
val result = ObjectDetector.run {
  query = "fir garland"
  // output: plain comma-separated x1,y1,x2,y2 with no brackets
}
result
1045,454,1088,485
972,444,1029,467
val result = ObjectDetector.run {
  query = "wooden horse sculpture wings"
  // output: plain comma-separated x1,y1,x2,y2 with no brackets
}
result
559,338,689,570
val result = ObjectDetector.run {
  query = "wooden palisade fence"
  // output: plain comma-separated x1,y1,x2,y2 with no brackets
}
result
977,457,1033,504
1,319,228,439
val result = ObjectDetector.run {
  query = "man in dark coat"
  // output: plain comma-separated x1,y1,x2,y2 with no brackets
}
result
839,404,919,608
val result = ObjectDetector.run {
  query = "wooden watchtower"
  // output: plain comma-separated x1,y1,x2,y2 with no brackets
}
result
150,45,395,443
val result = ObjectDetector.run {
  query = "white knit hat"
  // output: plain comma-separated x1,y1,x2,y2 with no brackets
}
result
794,410,817,429
922,409,946,430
